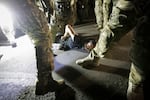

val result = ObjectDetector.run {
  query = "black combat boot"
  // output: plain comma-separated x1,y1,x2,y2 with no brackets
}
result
35,72,63,95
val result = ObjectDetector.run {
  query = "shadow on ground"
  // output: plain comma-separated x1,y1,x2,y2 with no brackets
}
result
17,84,76,100
54,58,129,100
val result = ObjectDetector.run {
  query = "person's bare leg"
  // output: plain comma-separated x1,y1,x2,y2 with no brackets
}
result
61,24,77,41
66,25,77,41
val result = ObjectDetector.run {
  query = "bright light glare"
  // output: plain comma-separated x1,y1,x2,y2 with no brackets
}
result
0,4,14,32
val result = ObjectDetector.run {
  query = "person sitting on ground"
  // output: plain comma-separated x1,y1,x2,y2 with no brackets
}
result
59,24,96,52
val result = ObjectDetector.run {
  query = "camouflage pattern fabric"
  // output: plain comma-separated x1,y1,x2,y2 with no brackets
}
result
127,0,150,99
76,0,136,66
2,0,56,95
93,0,136,57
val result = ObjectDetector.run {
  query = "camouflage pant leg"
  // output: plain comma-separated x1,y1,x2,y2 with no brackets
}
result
95,0,111,29
93,0,136,57
108,0,134,29
29,3,54,74
92,0,111,57
94,0,103,29
102,0,111,27
127,63,144,100
93,25,113,57
12,0,54,75
5,0,61,95
128,16,150,100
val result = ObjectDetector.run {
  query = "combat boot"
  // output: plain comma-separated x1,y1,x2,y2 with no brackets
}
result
35,72,64,95
35,73,58,95
76,50,100,67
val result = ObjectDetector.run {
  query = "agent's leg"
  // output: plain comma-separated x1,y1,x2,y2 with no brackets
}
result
10,0,63,95
76,25,113,66
76,0,136,66
127,63,144,100
35,44,61,95
26,4,62,95
103,0,111,27
76,0,111,66
94,0,103,30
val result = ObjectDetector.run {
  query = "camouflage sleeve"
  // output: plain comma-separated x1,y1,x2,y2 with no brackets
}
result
6,0,52,46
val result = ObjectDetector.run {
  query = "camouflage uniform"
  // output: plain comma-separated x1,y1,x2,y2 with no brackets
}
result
127,0,150,100
3,0,61,95
94,0,111,30
76,0,136,66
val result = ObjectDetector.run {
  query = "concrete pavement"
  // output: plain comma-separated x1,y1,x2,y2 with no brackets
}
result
0,23,132,100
